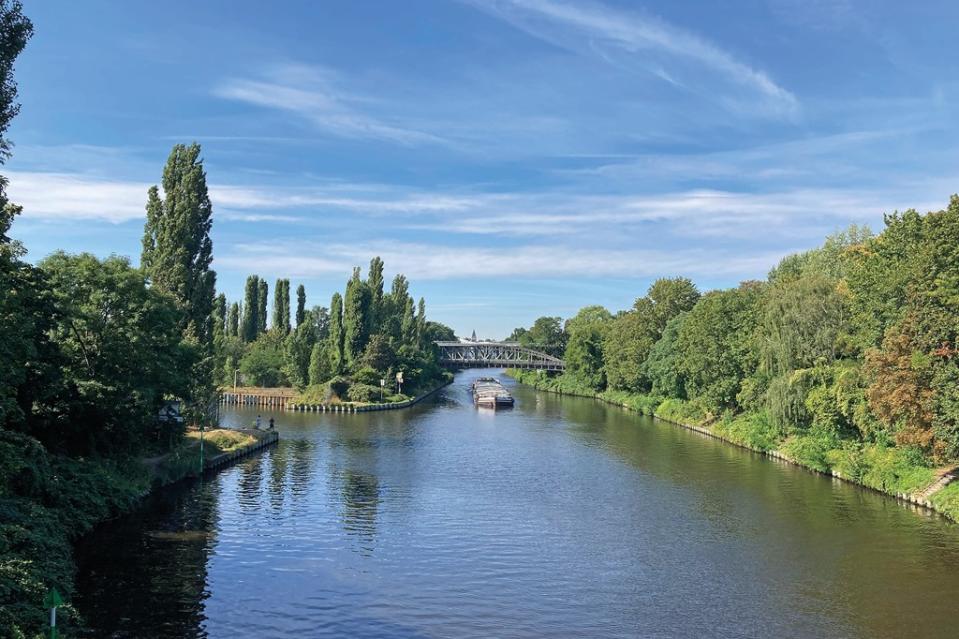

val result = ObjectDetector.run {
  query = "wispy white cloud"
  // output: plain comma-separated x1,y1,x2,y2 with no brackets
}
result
464,0,799,117
7,171,150,223
214,64,445,145
4,170,486,222
217,211,302,223
218,239,786,281
8,167,946,245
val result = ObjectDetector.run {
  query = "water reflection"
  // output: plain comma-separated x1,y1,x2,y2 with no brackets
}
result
285,438,316,503
74,371,959,639
236,453,264,514
338,469,380,553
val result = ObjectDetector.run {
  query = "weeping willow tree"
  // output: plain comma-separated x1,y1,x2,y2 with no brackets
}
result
759,248,855,430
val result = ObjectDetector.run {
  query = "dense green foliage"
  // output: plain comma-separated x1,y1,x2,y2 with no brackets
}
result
507,316,566,355
215,258,453,405
241,275,260,342
512,204,959,511
141,143,216,408
272,278,290,335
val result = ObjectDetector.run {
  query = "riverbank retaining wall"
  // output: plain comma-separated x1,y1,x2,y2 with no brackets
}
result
204,429,279,472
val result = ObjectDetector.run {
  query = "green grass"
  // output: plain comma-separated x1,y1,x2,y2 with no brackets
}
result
858,444,935,494
930,482,959,521
186,429,257,453
599,390,664,415
655,398,707,426
713,412,782,451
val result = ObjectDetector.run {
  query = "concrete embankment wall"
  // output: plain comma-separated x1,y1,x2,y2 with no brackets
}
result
204,429,279,471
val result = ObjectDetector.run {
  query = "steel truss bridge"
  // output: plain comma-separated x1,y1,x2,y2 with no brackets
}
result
434,341,565,371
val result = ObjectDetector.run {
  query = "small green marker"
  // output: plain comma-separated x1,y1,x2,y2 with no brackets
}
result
44,587,62,639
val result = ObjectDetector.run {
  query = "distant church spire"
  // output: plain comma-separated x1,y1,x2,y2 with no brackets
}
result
471,329,477,341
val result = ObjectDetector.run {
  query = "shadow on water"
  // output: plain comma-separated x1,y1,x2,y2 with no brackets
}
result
74,479,221,638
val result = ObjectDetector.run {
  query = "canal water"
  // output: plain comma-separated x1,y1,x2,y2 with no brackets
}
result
75,370,959,638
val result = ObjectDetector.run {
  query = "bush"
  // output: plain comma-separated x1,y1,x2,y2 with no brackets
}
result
859,444,934,494
825,441,868,482
352,366,381,386
656,398,706,426
599,390,664,416
296,376,345,405
781,427,839,472
328,375,350,398
714,411,782,451
386,393,409,403
347,383,380,403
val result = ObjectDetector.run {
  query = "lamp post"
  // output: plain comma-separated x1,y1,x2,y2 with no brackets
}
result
380,378,385,402
396,371,403,396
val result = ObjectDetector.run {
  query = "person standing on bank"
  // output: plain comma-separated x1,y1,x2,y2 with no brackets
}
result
256,414,261,429
268,417,275,430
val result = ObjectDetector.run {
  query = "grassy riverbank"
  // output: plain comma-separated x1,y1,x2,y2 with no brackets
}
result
508,370,956,521
293,372,453,410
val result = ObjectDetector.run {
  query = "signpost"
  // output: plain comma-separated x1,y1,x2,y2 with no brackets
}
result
44,587,62,639
396,371,403,395
379,378,385,402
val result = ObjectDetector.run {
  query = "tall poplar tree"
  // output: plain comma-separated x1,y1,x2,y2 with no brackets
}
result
273,278,290,333
212,293,226,342
328,292,345,373
141,143,216,347
416,297,427,348
401,296,416,346
343,267,370,365
141,142,216,401
295,283,306,327
368,256,384,331
241,275,259,342
257,278,268,335
227,301,239,337
384,274,410,341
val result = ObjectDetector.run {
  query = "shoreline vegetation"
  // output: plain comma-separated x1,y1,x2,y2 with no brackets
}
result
506,369,959,522
503,201,959,529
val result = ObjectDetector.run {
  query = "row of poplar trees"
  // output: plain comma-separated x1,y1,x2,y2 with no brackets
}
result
212,256,445,391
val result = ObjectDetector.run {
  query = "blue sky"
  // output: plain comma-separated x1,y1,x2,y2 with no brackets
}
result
7,0,959,337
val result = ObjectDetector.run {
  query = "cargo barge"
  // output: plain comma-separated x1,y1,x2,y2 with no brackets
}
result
471,377,514,408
